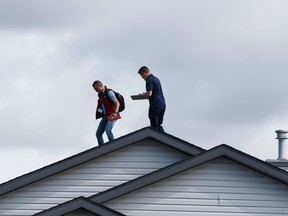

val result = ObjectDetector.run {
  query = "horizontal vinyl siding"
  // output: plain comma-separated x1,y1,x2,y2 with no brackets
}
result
0,139,189,215
105,157,288,216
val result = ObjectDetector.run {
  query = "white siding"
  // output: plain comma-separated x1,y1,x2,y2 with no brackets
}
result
105,158,288,216
278,166,288,172
0,139,189,216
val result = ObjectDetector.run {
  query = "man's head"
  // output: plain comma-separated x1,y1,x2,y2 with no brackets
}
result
92,80,105,93
138,66,150,80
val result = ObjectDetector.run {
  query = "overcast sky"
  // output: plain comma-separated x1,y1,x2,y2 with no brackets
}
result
1,0,288,183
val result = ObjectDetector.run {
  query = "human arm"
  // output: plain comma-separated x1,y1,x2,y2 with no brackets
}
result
139,76,153,99
109,98,120,120
107,90,120,119
138,90,152,99
111,97,120,113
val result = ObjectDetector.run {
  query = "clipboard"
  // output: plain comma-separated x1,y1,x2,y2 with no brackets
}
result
130,95,143,100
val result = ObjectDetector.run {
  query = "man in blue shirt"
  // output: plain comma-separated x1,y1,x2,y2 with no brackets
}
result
137,66,166,132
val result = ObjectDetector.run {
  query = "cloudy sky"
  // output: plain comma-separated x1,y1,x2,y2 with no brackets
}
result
1,0,288,183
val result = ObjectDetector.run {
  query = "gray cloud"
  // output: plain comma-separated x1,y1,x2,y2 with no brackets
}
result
1,0,288,183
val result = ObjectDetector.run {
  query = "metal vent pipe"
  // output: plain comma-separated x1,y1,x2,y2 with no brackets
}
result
275,129,288,160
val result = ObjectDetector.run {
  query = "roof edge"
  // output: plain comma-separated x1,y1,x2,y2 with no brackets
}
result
33,196,125,216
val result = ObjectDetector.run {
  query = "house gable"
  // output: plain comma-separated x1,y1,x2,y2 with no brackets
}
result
0,127,204,215
33,196,124,216
91,145,288,215
0,127,203,196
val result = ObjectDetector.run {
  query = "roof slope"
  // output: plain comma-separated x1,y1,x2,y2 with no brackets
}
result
0,127,204,196
0,127,205,215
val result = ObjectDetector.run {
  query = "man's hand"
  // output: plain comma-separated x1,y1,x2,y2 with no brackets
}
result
110,113,117,119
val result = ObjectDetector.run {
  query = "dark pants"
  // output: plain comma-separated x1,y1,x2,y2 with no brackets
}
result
149,106,166,132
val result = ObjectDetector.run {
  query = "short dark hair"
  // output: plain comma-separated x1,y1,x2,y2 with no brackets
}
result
92,80,103,87
138,66,150,74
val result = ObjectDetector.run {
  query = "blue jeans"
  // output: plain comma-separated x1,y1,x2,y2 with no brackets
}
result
96,116,117,145
149,106,166,132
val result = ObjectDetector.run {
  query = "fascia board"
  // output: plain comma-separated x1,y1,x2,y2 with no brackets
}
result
33,196,125,216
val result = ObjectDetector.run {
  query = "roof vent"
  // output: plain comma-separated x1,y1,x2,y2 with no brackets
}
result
275,129,288,160
266,130,288,171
